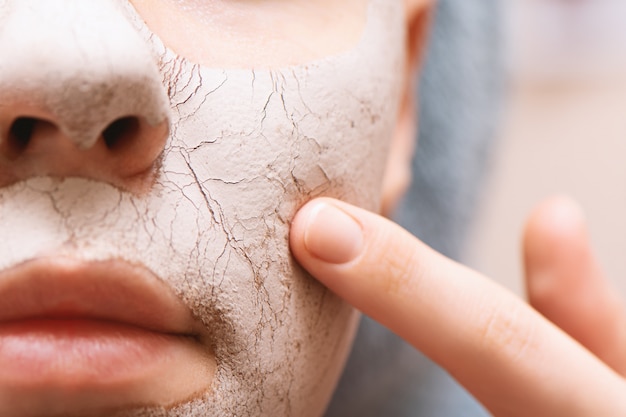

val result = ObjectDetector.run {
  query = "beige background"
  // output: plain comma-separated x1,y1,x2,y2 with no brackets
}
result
466,0,626,296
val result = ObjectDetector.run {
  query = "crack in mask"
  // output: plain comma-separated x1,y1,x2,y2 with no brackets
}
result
0,0,406,415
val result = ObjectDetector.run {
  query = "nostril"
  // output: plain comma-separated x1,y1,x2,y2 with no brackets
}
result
102,116,140,150
9,117,38,150
5,117,57,158
0,112,166,189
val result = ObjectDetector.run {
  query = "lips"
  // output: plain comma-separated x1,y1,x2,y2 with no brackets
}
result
0,258,200,333
0,257,215,416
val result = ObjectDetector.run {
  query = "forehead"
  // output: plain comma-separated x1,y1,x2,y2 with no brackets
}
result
129,0,372,67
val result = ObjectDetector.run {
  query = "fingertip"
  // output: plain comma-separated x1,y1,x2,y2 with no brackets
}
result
523,195,593,312
525,195,586,240
524,195,588,268
290,198,365,267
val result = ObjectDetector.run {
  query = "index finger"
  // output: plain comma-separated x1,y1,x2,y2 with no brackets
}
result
290,198,626,417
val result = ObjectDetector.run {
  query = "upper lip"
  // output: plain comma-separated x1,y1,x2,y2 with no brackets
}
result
0,257,201,336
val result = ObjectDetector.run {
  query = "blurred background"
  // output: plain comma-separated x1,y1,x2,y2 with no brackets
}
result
467,0,626,295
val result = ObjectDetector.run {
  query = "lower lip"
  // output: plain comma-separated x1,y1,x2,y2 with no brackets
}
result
0,319,190,387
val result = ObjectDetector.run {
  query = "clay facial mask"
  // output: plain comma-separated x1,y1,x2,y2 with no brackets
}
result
0,0,406,415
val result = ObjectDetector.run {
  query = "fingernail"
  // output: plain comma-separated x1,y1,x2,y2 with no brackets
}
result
303,202,364,264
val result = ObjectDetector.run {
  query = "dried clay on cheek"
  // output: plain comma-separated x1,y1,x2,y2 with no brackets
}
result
0,0,406,416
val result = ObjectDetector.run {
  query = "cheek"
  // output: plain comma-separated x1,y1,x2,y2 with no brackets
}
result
112,0,406,414
146,57,398,417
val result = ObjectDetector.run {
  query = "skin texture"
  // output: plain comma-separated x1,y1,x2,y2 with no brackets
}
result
0,0,413,415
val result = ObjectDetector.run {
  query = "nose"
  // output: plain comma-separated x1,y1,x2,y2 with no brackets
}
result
0,0,170,191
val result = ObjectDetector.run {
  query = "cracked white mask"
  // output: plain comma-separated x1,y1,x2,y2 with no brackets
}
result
0,0,406,416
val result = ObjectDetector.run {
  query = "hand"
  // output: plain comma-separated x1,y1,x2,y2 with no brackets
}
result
290,197,626,417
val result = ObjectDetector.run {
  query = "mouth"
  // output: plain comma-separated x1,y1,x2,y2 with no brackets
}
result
0,257,215,416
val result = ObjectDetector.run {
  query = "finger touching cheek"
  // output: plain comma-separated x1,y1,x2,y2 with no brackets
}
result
290,197,626,417
289,197,426,320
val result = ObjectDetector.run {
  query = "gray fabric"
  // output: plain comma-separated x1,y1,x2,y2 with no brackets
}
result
325,1,503,416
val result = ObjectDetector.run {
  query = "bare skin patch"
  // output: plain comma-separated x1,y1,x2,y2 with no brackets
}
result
130,0,369,68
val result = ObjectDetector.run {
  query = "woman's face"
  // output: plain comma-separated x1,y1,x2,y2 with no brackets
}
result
0,0,408,416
